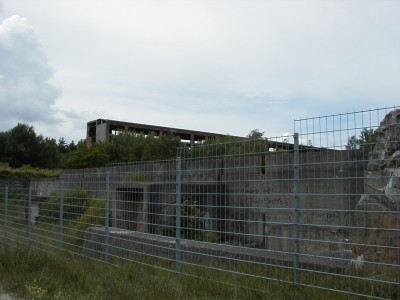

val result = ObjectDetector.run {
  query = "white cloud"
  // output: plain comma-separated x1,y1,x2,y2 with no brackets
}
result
0,1,399,142
0,15,60,129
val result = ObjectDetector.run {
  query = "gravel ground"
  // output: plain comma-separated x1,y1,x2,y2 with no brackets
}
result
0,286,18,300
0,292,14,300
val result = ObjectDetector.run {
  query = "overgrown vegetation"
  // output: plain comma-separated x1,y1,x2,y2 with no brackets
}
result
0,163,59,178
180,198,219,242
60,142,110,169
162,198,219,243
0,246,398,300
181,198,203,240
70,198,108,243
0,246,264,300
40,188,91,223
61,131,182,168
1,123,270,170
181,129,268,159
0,123,382,173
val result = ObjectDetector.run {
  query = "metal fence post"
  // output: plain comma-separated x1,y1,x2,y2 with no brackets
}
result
293,133,301,288
27,187,32,247
3,186,9,245
104,171,110,263
175,157,182,276
59,180,64,249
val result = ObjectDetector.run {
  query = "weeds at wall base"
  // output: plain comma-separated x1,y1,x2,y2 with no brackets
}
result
0,245,398,299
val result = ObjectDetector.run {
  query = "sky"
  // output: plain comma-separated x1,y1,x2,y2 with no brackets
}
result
0,0,399,144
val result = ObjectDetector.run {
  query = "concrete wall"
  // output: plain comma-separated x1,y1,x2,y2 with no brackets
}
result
36,148,364,256
241,149,364,253
0,178,30,190
83,227,351,270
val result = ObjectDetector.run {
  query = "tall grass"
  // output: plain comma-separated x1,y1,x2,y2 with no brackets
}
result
1,245,398,299
0,246,286,299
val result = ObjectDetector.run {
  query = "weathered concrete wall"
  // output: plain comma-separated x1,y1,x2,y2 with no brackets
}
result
54,148,364,257
30,178,59,197
0,178,30,189
83,227,352,270
248,149,364,253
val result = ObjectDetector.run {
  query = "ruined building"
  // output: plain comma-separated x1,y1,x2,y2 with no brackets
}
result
86,119,236,147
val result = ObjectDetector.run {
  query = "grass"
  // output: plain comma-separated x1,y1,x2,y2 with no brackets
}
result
0,246,288,300
0,244,398,300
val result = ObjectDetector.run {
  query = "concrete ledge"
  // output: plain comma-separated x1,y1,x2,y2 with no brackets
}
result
83,227,353,270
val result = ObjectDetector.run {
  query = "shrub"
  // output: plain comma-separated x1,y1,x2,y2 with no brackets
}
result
70,198,109,243
40,188,90,223
0,163,59,178
163,198,220,243
181,199,203,240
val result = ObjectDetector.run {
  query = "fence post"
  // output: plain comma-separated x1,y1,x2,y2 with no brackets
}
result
3,186,9,245
293,133,301,288
175,157,182,276
104,171,110,263
59,180,64,249
27,187,32,247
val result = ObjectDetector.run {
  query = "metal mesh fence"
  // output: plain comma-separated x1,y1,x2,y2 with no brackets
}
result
1,106,399,298
293,107,400,298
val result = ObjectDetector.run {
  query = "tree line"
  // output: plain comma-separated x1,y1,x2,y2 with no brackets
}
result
0,124,269,170
0,123,77,169
1,123,374,171
0,123,184,169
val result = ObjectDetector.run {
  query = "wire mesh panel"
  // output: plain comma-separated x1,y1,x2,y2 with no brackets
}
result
60,162,180,270
0,106,399,298
294,106,400,299
0,186,30,247
176,137,297,292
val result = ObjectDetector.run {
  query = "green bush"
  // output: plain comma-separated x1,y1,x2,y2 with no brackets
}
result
181,199,203,240
0,163,59,178
40,188,90,223
70,198,108,243
163,198,220,243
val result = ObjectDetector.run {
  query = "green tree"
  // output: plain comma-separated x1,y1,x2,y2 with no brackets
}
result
37,137,61,169
103,131,181,163
61,143,109,169
346,128,377,152
0,132,7,162
104,132,146,163
0,124,63,169
182,129,268,158
247,129,264,140
58,137,69,154
68,140,77,151
2,123,40,167
141,132,181,161
0,123,80,169
246,129,268,155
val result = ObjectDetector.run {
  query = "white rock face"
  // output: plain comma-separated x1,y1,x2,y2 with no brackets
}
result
385,167,400,204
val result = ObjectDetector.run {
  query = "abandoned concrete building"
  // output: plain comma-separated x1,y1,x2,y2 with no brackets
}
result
86,119,237,147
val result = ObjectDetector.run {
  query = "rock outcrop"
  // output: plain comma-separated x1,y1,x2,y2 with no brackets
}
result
354,109,400,266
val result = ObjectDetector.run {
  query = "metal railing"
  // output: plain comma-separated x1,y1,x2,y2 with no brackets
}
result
1,106,399,299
